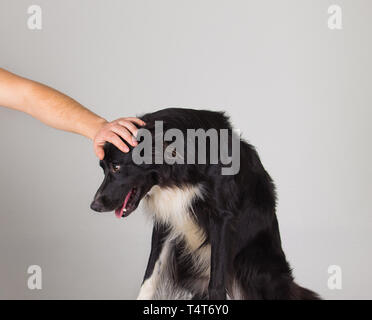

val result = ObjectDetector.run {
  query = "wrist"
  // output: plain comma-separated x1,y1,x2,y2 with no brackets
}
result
85,117,107,140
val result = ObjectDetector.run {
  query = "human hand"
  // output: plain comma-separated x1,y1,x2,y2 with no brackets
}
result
93,117,145,160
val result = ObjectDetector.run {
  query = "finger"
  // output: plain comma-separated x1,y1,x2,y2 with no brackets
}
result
121,117,146,126
106,133,129,153
117,120,139,137
94,143,105,160
110,125,137,146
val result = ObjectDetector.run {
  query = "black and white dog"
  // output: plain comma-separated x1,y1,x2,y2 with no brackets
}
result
90,108,319,300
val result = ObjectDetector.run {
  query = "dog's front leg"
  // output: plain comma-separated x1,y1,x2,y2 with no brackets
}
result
208,214,231,300
137,224,168,300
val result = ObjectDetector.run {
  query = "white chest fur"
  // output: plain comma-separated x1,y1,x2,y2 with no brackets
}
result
138,184,212,299
143,184,206,252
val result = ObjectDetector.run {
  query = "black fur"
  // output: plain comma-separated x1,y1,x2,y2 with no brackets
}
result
91,107,320,300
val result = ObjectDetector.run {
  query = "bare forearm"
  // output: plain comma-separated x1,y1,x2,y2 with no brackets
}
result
0,68,106,139
0,68,145,159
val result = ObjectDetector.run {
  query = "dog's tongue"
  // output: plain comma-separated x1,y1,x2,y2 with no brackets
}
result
115,189,133,219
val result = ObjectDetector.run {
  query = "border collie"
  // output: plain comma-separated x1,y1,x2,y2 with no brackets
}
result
90,108,319,300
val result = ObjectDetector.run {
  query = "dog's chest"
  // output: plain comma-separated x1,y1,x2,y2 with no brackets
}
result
143,185,207,252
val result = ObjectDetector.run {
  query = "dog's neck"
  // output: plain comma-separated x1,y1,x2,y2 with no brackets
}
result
143,184,206,251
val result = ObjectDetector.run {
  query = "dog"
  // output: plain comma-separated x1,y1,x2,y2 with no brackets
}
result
90,107,319,300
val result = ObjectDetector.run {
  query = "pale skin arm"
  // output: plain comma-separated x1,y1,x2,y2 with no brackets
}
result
0,68,145,159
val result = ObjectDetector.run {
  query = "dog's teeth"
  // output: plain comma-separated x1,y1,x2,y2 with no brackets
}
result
123,208,127,212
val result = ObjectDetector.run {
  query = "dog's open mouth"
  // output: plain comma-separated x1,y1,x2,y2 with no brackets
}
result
115,187,141,219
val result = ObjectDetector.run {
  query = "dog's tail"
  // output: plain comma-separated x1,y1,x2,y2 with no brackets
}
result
290,282,321,300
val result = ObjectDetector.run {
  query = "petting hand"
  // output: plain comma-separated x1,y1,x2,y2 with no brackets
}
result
93,117,145,160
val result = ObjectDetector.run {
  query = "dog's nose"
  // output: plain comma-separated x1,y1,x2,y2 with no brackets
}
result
90,198,104,212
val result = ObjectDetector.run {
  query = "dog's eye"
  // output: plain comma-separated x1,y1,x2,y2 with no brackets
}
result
111,164,121,173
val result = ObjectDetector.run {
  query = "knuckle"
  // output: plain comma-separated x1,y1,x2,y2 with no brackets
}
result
119,121,130,127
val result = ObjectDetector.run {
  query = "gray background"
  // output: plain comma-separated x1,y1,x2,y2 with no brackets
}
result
0,0,371,299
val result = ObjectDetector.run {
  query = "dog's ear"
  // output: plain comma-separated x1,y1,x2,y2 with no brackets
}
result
143,120,186,165
163,142,185,164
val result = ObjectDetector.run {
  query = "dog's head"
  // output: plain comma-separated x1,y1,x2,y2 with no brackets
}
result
90,142,159,218
90,108,238,219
